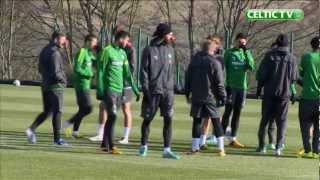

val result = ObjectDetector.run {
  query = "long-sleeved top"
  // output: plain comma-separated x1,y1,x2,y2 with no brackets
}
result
224,47,254,90
73,48,95,91
256,46,297,99
299,50,320,100
140,38,176,94
38,42,67,91
96,44,139,97
185,51,226,104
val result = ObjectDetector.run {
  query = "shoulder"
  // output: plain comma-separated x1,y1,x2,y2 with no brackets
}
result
119,48,127,58
210,56,222,68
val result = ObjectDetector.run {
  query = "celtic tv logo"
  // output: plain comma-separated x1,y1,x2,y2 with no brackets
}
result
246,9,304,21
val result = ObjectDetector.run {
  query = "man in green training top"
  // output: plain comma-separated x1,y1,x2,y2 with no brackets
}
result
97,30,140,154
221,33,254,148
298,36,319,159
63,34,98,138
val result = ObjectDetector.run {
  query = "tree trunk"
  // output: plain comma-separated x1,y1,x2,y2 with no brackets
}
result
7,0,15,79
188,0,194,59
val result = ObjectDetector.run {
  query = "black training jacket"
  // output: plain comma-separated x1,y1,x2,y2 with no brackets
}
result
140,38,175,94
38,42,67,90
185,51,226,104
256,47,297,99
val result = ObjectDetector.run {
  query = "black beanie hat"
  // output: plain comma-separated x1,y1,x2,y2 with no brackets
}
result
153,23,172,37
310,36,320,49
235,33,247,40
276,34,289,47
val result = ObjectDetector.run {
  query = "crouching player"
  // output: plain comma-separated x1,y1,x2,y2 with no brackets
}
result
185,35,226,156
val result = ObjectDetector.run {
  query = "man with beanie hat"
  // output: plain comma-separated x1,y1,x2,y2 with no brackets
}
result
297,36,319,159
256,33,298,156
221,33,255,148
139,23,180,159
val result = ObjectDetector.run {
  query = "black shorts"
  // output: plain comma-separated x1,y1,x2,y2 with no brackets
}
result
226,87,246,108
75,90,92,108
141,92,174,119
103,90,122,116
191,101,220,119
121,87,133,104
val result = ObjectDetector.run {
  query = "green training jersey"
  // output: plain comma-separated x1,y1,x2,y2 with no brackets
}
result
97,44,139,97
224,47,255,90
299,51,320,100
73,48,95,91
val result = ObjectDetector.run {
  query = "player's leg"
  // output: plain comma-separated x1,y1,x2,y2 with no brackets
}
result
160,92,180,160
101,91,121,154
51,90,68,146
299,100,313,158
89,102,107,141
205,102,225,156
119,102,132,144
257,98,274,153
311,107,319,158
72,90,93,137
139,95,159,157
229,89,245,148
221,88,233,134
267,118,276,150
119,88,133,144
200,117,211,150
26,89,52,144
274,99,289,156
211,117,226,156
189,117,202,154
64,90,93,138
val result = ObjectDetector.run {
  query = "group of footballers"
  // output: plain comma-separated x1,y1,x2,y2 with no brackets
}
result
25,23,319,160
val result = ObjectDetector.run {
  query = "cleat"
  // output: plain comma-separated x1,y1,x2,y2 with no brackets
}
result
88,135,103,142
300,152,313,159
72,133,85,139
218,150,226,157
163,151,180,160
313,153,319,159
118,138,129,145
110,147,122,155
230,140,245,148
275,149,282,156
26,128,37,144
186,149,199,155
256,146,267,154
266,144,276,150
139,146,148,157
63,121,73,138
54,139,69,146
297,148,305,156
200,144,209,151
101,147,122,155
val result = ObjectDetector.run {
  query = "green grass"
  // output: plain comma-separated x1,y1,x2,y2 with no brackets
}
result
0,85,318,180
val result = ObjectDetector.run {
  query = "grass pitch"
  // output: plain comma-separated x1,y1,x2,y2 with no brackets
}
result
0,85,317,180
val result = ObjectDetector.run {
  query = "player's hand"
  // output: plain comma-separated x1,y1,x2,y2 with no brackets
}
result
290,94,296,105
216,98,226,107
136,93,141,102
185,95,191,104
256,87,262,99
96,94,103,101
240,45,247,52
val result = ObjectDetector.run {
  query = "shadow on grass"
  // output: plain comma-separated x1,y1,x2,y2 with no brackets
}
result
0,130,300,159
